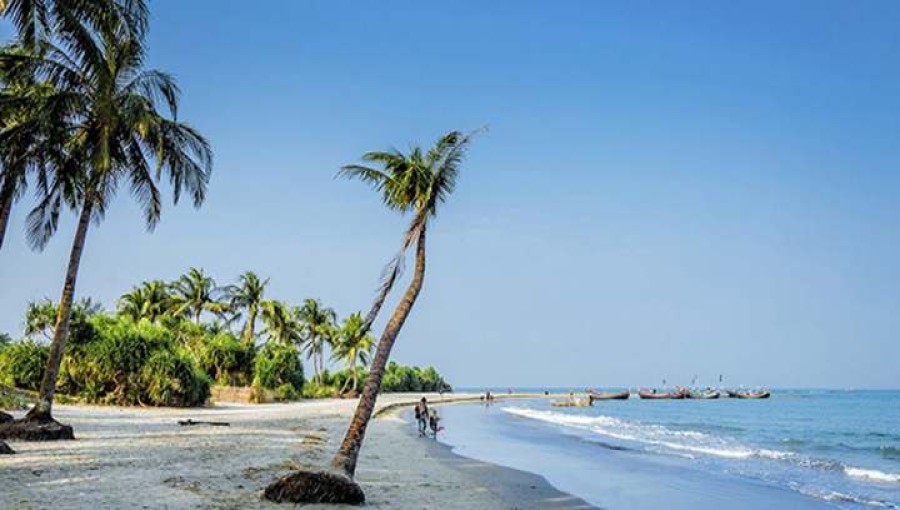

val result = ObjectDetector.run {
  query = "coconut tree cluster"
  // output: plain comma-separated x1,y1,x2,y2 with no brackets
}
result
1,267,447,411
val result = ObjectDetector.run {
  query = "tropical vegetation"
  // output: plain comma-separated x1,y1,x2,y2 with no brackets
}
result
0,268,451,409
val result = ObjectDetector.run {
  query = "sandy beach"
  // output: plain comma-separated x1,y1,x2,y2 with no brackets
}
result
0,394,594,509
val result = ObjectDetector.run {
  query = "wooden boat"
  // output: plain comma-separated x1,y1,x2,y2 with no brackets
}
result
638,389,687,400
734,390,770,399
587,390,630,400
725,389,740,398
686,389,720,399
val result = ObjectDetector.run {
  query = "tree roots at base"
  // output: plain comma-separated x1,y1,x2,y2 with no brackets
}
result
263,470,365,505
0,415,74,441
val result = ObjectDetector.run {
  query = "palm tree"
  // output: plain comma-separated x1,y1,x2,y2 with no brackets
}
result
169,268,227,325
265,129,478,503
117,280,172,322
331,313,374,395
260,300,303,346
0,0,149,251
24,297,100,341
297,298,336,383
224,271,268,346
0,21,212,437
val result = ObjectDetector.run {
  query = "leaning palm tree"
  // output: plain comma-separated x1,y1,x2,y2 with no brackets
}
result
297,298,336,383
117,280,172,322
0,24,212,441
265,129,478,504
169,268,228,325
331,313,374,395
260,300,304,346
224,271,268,346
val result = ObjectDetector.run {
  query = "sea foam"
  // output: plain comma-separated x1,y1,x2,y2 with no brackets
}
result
845,467,900,484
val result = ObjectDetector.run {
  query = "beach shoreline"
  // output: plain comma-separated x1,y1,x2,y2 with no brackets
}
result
0,393,591,509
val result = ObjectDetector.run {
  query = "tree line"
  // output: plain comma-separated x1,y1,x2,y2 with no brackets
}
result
0,267,451,405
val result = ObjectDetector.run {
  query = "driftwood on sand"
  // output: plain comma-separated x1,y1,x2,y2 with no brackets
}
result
177,419,230,427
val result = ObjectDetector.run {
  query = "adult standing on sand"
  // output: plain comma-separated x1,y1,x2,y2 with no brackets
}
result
417,397,429,436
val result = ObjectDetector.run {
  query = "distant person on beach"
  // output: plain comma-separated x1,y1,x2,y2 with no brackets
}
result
414,403,425,436
417,397,429,436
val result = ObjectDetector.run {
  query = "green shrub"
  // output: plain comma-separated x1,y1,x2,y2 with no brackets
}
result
253,343,304,391
0,341,49,391
301,380,340,399
60,316,174,404
192,332,254,386
274,382,299,402
140,349,210,407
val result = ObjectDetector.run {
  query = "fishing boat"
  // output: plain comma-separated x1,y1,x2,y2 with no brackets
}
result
586,389,630,400
638,388,687,400
734,390,770,399
686,389,720,399
725,389,740,398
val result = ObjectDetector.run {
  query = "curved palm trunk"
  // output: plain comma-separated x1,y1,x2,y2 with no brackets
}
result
25,194,94,421
360,210,425,335
0,174,16,251
331,222,427,477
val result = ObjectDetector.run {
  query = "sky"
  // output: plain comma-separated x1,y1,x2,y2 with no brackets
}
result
1,1,899,389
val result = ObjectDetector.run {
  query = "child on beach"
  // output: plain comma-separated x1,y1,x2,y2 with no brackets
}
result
428,408,442,438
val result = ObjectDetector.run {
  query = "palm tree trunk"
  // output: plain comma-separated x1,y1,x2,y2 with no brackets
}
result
360,210,425,335
242,307,257,346
25,194,95,421
339,357,355,395
331,223,427,477
0,174,16,252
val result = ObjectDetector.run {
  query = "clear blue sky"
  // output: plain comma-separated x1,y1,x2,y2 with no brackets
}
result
1,1,899,389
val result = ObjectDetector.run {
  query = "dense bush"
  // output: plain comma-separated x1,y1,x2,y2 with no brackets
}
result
0,341,49,391
191,332,254,386
59,316,177,404
140,349,210,407
253,343,304,392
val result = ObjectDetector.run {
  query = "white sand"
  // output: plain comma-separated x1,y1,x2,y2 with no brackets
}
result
1,393,578,509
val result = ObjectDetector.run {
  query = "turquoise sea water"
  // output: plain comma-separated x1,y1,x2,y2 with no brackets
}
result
435,390,900,509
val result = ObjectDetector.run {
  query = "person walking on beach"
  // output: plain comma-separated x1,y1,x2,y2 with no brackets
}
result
417,397,429,436
415,402,424,437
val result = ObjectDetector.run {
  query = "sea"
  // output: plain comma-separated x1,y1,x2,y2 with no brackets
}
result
432,389,900,509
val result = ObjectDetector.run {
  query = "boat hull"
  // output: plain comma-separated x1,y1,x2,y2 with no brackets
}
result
638,390,687,399
735,391,770,399
686,391,720,399
588,390,630,400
